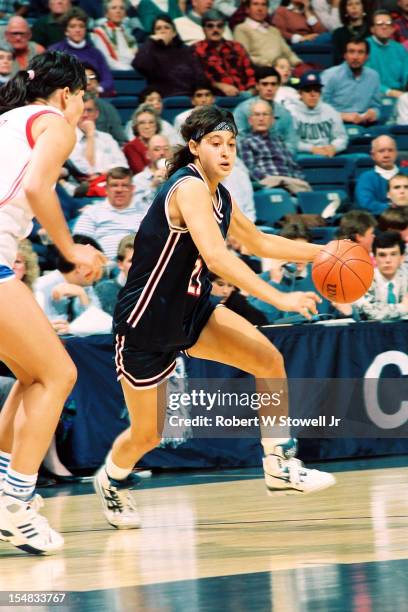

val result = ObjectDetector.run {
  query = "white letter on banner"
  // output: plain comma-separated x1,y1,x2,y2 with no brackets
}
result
364,351,408,429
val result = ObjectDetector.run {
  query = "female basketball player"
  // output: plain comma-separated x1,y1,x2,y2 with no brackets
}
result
0,52,105,554
94,106,335,529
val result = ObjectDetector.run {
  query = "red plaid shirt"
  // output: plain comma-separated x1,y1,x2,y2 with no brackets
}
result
193,39,256,92
392,12,408,43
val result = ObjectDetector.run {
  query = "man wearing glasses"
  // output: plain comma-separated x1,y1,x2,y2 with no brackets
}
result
4,16,44,72
366,9,408,99
193,9,255,97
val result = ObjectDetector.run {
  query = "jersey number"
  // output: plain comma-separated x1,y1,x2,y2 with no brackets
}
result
187,257,203,297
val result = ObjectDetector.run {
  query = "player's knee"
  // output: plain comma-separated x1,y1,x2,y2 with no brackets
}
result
50,360,77,394
254,346,285,378
131,430,161,453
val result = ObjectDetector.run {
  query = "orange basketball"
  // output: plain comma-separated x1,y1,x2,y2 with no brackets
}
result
312,240,374,304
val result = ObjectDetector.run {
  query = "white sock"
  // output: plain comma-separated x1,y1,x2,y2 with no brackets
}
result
4,467,37,501
105,452,132,481
262,438,292,456
0,451,11,490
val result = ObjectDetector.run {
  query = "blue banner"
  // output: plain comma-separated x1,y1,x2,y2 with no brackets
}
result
61,321,408,469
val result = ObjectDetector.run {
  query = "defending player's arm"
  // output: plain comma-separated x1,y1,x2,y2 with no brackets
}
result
22,114,106,278
175,180,320,317
228,199,322,262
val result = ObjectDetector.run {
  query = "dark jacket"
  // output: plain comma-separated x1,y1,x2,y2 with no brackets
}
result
49,39,114,96
132,36,205,97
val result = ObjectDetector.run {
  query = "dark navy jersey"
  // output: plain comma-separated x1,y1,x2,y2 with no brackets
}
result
113,163,232,351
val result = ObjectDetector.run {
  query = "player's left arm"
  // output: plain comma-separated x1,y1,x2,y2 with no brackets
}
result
228,198,322,262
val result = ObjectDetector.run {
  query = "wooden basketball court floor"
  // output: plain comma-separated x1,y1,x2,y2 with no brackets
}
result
0,456,407,612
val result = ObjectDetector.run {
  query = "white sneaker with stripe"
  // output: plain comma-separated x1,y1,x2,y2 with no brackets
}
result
263,439,335,495
0,493,64,554
93,467,141,529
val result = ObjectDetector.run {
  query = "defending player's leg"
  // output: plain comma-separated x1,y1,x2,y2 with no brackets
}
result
0,279,77,554
188,306,335,495
94,380,167,529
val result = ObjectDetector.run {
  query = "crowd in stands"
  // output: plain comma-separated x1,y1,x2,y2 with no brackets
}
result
1,0,408,339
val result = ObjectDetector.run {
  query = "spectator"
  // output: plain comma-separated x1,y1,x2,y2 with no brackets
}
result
85,66,127,146
272,0,327,44
69,93,128,179
240,99,311,193
393,0,408,44
395,91,408,123
332,0,371,65
312,0,342,31
234,0,302,68
12,239,40,289
132,15,207,97
287,70,348,157
233,66,298,154
92,0,138,70
31,0,72,48
49,7,114,96
321,37,382,125
193,9,255,97
125,87,181,145
248,222,332,321
366,9,408,98
173,81,216,135
174,0,233,45
0,45,13,84
387,173,408,207
5,16,45,72
337,209,377,252
33,234,105,335
377,207,408,242
124,103,159,173
222,156,257,221
95,234,135,315
73,168,144,261
355,135,403,215
354,231,408,320
132,134,172,208
272,56,300,106
209,272,268,324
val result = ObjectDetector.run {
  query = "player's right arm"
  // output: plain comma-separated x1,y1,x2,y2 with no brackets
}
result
174,179,319,318
22,114,106,279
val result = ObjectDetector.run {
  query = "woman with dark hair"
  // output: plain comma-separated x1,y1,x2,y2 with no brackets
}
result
332,0,371,64
0,51,105,555
125,86,180,145
93,105,335,531
132,15,206,98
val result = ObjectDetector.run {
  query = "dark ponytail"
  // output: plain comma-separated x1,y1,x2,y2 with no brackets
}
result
167,105,238,177
0,51,86,115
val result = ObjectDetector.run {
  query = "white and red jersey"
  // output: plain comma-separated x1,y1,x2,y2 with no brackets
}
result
0,104,63,267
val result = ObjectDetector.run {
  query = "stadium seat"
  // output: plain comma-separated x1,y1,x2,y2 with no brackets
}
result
309,226,339,244
162,96,192,123
346,134,373,155
353,157,374,178
254,188,297,226
297,190,348,216
390,125,408,152
298,157,354,193
112,69,146,96
215,96,241,110
291,43,333,68
106,96,138,123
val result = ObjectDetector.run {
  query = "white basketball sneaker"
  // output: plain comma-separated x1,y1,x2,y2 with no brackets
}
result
263,439,336,495
0,493,64,554
93,467,141,529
